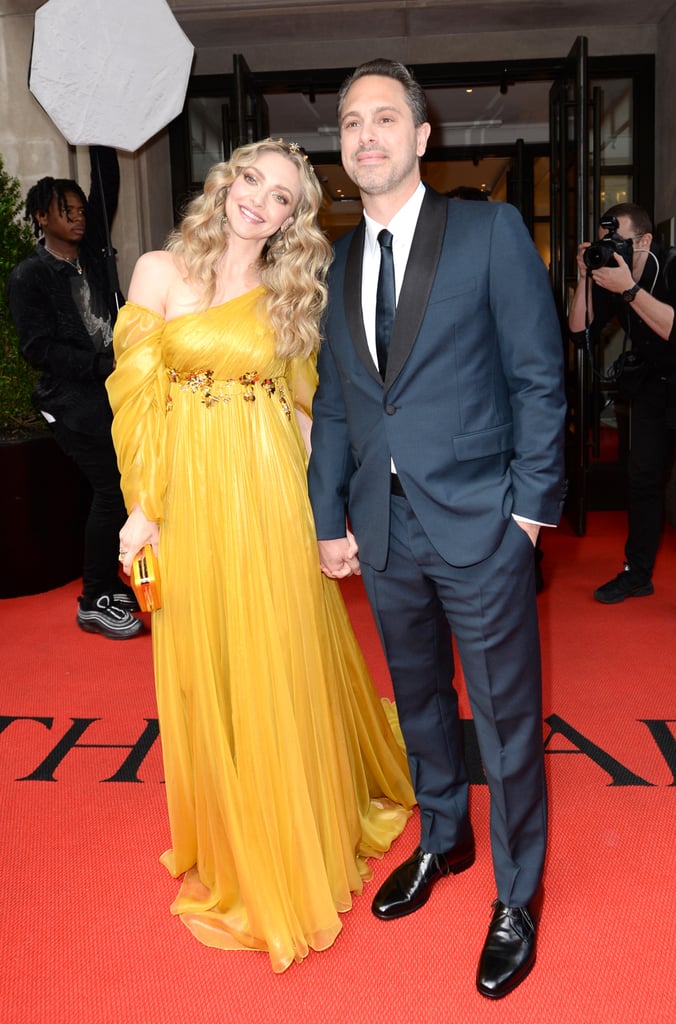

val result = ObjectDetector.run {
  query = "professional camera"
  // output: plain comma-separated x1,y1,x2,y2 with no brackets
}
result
583,215,634,270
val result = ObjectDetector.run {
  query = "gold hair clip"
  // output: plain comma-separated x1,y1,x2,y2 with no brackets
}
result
276,137,312,168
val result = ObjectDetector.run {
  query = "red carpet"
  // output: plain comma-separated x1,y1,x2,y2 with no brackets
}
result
1,510,674,1023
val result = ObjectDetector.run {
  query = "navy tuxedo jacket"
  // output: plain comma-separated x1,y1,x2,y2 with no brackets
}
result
308,186,567,570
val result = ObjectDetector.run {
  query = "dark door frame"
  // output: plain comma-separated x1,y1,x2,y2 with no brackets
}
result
169,53,654,223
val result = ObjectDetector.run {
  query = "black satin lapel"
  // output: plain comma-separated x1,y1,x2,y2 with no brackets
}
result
343,222,381,383
385,188,448,386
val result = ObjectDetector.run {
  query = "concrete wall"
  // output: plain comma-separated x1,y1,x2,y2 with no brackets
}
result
0,10,173,293
191,26,657,76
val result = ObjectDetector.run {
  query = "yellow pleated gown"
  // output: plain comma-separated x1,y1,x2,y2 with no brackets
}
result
107,289,414,972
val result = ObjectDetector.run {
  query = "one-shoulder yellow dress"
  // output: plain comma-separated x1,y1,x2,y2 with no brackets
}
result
107,289,414,973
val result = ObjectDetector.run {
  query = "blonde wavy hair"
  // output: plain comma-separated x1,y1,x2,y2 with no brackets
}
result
166,138,333,359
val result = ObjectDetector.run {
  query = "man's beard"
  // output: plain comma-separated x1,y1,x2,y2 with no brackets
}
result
348,150,419,196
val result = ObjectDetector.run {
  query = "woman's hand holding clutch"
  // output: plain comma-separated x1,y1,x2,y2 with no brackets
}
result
118,503,159,577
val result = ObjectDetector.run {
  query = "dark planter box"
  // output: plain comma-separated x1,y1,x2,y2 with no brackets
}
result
0,434,91,598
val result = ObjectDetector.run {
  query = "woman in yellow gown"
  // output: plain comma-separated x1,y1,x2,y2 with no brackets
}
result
107,139,414,972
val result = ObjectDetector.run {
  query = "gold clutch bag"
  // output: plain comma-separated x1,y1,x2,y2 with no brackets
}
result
131,545,162,612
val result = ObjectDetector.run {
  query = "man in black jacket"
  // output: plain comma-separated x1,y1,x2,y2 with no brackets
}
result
8,147,142,639
568,202,676,602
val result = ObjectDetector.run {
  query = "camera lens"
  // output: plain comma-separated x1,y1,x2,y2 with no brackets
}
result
583,240,616,270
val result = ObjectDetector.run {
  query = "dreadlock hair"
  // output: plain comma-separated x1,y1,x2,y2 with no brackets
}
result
24,177,88,238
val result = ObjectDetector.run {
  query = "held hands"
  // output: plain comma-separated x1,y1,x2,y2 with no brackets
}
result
118,503,160,577
318,529,361,579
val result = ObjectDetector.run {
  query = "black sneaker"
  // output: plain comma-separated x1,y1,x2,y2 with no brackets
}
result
593,566,654,604
77,594,144,639
111,588,141,612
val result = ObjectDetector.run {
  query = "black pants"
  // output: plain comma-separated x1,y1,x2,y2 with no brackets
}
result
624,379,676,581
50,421,126,600
360,500,546,909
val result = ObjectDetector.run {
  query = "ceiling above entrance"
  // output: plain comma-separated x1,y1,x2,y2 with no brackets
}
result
166,0,676,51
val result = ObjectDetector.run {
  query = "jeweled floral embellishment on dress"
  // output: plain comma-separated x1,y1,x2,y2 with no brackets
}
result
167,367,220,407
239,371,260,401
261,377,291,418
166,367,291,418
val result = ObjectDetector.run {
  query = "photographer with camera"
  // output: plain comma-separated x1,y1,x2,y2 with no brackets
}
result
568,203,676,603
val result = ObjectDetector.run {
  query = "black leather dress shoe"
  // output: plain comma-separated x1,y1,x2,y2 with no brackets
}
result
476,899,539,999
371,837,475,920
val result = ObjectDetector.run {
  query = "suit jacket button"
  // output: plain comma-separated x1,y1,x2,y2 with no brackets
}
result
385,404,396,415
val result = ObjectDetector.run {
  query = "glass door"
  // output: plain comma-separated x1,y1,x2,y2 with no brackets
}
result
232,54,270,152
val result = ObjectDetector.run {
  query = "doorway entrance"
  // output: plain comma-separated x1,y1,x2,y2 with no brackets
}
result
168,46,656,533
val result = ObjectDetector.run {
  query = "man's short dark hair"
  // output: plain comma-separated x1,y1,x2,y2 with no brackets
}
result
24,177,88,238
337,59,429,127
602,202,653,237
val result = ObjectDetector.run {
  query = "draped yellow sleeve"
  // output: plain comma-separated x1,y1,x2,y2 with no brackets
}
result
288,351,318,420
106,302,167,522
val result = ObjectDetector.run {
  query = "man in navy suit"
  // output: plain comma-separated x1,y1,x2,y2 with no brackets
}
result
308,60,567,999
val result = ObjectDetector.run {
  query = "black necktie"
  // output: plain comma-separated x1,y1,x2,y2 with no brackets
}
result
375,229,395,378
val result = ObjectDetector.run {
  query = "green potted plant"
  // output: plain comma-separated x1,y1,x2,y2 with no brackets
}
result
0,154,40,438
0,154,89,598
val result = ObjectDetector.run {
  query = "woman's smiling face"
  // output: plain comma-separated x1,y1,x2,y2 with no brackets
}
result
224,151,301,243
